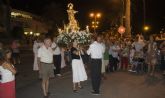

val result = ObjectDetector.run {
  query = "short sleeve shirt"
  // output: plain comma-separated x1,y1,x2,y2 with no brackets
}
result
38,45,53,63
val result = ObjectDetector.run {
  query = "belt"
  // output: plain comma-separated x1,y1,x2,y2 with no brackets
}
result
41,62,53,64
91,58,102,60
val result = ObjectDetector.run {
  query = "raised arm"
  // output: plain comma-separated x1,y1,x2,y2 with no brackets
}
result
2,62,17,75
87,45,92,55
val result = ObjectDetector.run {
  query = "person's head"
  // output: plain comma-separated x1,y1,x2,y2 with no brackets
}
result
135,36,139,42
44,38,52,48
0,48,12,62
97,36,102,43
149,35,154,42
4,49,12,60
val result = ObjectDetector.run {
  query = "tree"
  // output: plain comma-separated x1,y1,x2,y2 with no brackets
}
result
125,0,131,36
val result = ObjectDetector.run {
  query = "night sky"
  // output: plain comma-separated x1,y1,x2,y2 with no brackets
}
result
10,0,165,34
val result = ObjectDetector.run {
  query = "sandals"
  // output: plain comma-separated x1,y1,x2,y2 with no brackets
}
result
78,86,83,89
73,89,78,93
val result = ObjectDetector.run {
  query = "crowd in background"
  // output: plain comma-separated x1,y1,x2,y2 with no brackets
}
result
31,33,165,87
100,33,165,76
0,33,165,98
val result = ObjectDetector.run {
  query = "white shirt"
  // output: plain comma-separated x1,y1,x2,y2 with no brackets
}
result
112,45,120,58
51,42,61,55
132,41,145,52
87,41,105,59
0,65,15,83
38,45,53,63
109,46,113,55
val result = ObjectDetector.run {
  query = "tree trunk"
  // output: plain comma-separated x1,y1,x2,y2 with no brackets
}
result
125,0,131,37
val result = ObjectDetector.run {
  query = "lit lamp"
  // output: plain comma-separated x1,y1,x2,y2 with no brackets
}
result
24,32,28,35
30,31,33,35
92,21,95,24
89,12,101,33
144,26,149,31
96,13,101,18
36,33,40,36
90,13,94,17
118,26,126,37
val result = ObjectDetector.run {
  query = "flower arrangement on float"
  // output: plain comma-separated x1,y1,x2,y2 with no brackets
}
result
57,30,91,47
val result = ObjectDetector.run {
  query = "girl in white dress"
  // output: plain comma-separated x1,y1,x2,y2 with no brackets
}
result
71,42,87,92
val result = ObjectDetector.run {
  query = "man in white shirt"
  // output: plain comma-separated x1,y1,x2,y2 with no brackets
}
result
38,38,54,97
87,36,105,95
52,37,62,76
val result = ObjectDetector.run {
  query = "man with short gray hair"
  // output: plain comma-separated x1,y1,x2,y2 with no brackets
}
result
38,38,54,97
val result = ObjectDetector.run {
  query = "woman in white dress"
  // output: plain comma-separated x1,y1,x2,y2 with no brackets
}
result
71,42,87,92
33,39,42,71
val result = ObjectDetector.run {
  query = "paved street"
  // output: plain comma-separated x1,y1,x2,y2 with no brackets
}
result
16,49,165,98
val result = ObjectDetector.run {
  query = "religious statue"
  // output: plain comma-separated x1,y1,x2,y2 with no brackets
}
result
67,3,79,32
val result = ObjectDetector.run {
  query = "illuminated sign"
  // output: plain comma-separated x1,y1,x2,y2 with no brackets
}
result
11,12,32,19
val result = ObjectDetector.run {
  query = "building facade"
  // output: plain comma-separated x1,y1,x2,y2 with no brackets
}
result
0,6,49,38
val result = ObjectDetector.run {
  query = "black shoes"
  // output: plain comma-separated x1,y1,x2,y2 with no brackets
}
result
91,91,100,95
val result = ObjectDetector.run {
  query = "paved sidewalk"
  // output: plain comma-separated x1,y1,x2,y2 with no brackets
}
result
17,72,165,98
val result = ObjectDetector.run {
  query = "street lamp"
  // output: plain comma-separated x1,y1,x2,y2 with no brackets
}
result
90,13,101,18
24,32,28,35
36,33,40,36
144,26,149,31
89,12,101,33
30,31,33,35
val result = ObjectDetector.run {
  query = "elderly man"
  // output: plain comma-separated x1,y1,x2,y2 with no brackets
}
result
38,38,54,98
87,36,105,95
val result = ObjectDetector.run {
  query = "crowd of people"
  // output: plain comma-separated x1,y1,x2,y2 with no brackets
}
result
32,34,165,97
101,34,165,76
0,33,165,98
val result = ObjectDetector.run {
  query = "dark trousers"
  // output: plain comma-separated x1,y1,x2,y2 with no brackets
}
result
121,57,128,69
90,59,102,93
53,54,61,74
161,55,165,71
110,57,118,72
